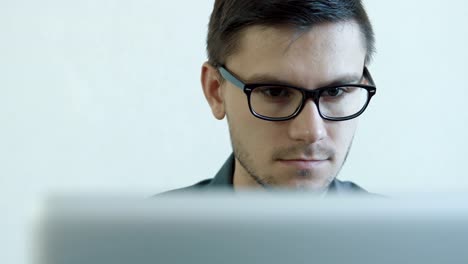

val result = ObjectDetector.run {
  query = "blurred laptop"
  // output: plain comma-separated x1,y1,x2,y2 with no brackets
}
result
35,193,468,264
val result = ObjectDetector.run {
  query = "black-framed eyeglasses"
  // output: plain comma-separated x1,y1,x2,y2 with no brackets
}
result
218,66,377,122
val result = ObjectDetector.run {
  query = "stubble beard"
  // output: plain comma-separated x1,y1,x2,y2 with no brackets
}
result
229,122,354,191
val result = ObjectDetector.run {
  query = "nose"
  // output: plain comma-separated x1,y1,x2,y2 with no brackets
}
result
287,100,327,144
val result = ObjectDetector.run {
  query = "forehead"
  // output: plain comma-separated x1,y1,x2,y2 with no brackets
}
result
226,21,366,87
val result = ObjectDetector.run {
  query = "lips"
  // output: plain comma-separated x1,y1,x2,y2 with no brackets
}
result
277,158,329,169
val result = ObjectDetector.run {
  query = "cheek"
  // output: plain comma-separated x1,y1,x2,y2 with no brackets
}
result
327,120,358,153
230,111,282,148
226,92,285,153
225,92,259,145
224,85,249,116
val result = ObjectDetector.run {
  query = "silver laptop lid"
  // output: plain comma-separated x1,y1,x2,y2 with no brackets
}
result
35,193,468,264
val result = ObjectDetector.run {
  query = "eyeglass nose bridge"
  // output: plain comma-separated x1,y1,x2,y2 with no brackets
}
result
303,89,322,102
302,89,323,109
292,89,323,119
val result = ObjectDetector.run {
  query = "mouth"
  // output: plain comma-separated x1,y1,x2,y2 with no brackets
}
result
277,158,329,169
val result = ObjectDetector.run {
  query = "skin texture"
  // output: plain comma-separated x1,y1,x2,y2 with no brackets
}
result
201,21,367,192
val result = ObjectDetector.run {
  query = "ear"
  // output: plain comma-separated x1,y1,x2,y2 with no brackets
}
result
201,62,226,120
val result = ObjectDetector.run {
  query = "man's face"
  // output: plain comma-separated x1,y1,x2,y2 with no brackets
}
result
207,21,367,191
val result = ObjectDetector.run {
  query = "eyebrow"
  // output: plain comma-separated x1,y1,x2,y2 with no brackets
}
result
245,73,363,88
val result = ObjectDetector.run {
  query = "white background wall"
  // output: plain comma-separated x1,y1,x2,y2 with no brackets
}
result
2,0,468,263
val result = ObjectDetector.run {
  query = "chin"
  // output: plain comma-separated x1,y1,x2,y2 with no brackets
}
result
277,175,331,191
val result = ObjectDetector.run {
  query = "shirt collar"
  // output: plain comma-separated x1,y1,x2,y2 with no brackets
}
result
209,153,235,187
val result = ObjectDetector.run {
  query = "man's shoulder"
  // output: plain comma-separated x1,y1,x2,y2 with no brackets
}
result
158,178,224,196
330,179,367,192
159,154,235,196
328,179,381,196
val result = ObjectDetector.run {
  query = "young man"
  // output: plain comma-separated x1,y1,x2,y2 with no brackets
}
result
168,0,377,194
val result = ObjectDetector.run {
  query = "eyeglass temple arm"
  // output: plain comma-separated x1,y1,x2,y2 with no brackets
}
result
364,67,375,86
218,67,245,89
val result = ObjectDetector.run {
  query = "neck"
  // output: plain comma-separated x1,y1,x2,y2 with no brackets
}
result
232,158,265,190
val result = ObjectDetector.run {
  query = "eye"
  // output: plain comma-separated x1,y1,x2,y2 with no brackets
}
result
258,86,291,98
323,87,345,97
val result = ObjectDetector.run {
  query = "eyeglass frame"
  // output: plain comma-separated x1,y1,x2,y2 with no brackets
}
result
217,66,377,122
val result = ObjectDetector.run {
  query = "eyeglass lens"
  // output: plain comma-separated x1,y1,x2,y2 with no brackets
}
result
250,86,369,119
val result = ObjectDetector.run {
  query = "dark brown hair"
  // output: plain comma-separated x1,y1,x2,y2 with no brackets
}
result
207,0,375,67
